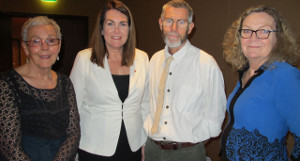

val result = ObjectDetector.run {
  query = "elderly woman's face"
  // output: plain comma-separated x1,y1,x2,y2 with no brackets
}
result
102,9,129,51
22,24,61,69
240,12,277,65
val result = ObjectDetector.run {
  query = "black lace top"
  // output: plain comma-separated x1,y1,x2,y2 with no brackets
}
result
0,70,80,161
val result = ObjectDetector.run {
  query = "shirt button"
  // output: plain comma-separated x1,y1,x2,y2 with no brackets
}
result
167,89,170,92
164,121,167,125
166,105,169,109
169,72,172,75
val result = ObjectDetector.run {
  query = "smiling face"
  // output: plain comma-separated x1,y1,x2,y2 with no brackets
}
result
102,9,129,52
240,12,277,66
159,6,194,54
22,24,61,70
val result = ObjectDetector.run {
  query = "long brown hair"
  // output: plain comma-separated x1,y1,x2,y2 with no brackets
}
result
89,0,136,68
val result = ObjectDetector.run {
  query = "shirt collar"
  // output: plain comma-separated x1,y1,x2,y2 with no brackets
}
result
164,40,191,61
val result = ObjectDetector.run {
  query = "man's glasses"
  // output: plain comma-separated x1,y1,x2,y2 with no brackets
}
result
25,38,61,47
239,29,277,39
162,18,189,28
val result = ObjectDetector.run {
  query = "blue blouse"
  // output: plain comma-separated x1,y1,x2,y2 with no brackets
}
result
221,62,300,161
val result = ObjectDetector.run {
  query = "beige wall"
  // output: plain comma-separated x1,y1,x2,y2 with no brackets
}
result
1,0,299,160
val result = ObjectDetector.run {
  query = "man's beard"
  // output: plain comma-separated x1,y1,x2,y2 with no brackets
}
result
161,28,189,48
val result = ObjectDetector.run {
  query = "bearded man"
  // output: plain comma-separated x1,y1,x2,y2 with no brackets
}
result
143,0,227,161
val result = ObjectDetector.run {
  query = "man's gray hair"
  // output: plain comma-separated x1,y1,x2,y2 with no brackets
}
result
161,0,193,23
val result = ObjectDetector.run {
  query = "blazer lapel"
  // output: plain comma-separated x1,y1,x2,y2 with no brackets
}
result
128,59,138,98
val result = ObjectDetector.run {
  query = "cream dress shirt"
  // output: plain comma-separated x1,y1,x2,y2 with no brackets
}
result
144,41,226,143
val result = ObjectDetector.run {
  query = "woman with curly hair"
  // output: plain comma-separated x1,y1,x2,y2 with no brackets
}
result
220,5,300,160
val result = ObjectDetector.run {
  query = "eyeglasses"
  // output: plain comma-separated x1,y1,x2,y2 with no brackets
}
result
25,38,61,47
162,18,189,28
239,29,277,39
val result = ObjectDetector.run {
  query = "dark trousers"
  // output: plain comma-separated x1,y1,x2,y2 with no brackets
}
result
145,138,207,161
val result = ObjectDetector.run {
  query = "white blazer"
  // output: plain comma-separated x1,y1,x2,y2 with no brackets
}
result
70,48,149,156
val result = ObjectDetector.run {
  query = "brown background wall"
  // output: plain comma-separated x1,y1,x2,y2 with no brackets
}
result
1,0,299,160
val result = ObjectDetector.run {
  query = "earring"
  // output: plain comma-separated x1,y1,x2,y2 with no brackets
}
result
26,57,29,63
57,56,59,61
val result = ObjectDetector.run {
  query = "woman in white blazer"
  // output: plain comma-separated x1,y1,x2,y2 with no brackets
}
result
69,0,149,160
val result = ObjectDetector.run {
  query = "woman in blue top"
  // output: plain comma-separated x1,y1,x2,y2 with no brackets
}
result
220,5,300,160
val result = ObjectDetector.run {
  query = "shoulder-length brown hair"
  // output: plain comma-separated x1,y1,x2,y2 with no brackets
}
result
89,0,136,68
223,5,300,70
